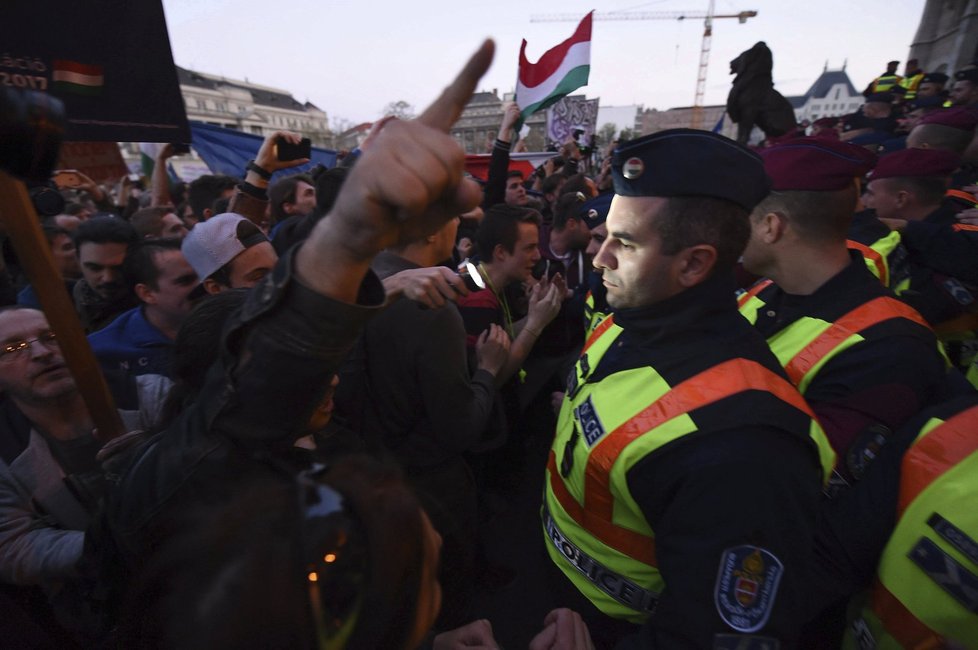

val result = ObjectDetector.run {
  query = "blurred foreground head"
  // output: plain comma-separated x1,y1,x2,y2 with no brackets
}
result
119,455,441,650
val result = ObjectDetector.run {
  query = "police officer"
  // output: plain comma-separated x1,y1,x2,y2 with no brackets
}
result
864,61,903,97
809,394,978,647
542,129,834,648
739,138,955,494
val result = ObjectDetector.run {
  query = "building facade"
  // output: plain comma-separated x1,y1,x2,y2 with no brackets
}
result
176,66,332,148
450,89,548,153
909,0,978,76
787,66,863,123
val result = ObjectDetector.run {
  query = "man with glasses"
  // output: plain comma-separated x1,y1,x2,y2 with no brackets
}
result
0,307,168,597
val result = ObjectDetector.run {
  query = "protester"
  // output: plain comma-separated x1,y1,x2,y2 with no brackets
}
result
71,216,139,332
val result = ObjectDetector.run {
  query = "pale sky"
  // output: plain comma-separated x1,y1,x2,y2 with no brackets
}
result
161,0,926,127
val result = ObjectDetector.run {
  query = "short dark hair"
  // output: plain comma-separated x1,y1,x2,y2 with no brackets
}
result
73,215,138,250
553,191,587,231
541,174,565,196
883,176,948,206
269,174,313,223
188,175,237,219
560,173,593,197
655,196,751,272
506,170,525,181
752,187,856,245
123,238,184,292
313,167,349,218
130,207,172,238
476,204,540,259
39,219,70,247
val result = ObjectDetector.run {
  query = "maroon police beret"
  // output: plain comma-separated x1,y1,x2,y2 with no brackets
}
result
868,148,961,181
760,137,877,191
916,106,978,131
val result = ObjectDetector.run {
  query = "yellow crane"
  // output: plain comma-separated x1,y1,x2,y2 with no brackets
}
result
531,2,757,129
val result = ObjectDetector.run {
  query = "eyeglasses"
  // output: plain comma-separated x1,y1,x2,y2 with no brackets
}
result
0,331,59,363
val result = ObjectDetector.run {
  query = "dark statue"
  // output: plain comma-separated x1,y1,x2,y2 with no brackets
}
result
726,42,797,145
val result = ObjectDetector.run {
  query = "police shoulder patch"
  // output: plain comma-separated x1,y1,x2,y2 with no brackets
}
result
714,545,784,633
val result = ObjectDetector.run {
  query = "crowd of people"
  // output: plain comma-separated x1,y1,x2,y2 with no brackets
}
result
2,40,978,649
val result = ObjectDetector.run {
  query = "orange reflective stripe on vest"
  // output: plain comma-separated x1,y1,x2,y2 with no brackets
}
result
548,357,813,567
847,239,889,286
898,405,978,518
583,314,616,354
952,223,978,233
738,279,773,308
784,297,930,386
871,579,945,649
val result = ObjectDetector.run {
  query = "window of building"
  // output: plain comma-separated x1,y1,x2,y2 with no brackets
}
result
834,88,840,100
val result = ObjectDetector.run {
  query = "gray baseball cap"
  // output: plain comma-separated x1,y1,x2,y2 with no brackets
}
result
181,212,269,280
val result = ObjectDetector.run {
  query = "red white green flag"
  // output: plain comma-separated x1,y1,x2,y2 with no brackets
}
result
52,60,104,95
515,11,592,126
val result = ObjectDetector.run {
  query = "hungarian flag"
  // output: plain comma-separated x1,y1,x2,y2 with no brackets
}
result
515,11,592,127
52,60,104,95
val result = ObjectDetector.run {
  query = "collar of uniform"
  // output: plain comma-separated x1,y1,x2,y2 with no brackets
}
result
612,270,743,341
926,200,962,226
758,251,878,323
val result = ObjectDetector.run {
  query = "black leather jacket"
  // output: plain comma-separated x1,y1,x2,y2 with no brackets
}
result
89,246,384,621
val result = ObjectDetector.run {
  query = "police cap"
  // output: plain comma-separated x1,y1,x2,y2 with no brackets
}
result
954,68,978,84
611,129,770,211
579,192,613,229
922,72,949,85
760,137,877,191
868,148,961,181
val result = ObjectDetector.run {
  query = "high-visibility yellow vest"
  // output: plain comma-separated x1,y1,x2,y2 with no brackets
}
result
900,72,925,100
871,74,903,94
738,282,932,395
542,315,834,622
846,233,910,293
845,403,978,649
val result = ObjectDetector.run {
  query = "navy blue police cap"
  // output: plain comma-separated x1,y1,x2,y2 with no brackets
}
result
922,72,948,85
579,192,613,229
611,129,771,211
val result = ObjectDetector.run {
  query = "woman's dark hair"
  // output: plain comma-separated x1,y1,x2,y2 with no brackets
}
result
117,454,429,650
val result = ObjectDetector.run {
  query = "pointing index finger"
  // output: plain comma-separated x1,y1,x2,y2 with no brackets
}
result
417,39,495,132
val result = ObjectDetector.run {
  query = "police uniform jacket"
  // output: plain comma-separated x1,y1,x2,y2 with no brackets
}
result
545,271,830,648
810,395,978,647
740,254,954,488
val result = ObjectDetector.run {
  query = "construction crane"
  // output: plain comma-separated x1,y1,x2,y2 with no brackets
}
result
531,3,757,129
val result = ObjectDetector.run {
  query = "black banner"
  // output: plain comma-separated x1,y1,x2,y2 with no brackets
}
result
1,0,189,142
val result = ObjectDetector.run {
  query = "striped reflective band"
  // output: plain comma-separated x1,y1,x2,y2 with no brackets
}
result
738,279,772,308
549,358,813,566
871,579,944,648
784,297,929,386
899,405,978,517
847,239,889,286
544,506,659,614
582,313,616,353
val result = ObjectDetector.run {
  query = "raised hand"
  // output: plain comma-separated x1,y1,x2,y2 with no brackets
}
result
296,41,495,303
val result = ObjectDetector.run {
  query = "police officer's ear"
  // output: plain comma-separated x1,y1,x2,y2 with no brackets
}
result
675,244,717,288
752,210,788,244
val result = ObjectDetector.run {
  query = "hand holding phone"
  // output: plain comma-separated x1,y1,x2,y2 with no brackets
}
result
276,136,312,162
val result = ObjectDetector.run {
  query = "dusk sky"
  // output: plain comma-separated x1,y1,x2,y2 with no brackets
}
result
161,0,926,126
